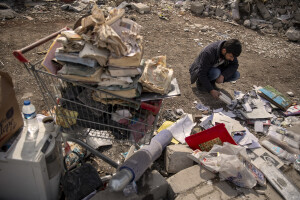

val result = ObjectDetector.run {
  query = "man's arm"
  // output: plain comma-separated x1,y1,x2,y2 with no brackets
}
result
197,52,214,92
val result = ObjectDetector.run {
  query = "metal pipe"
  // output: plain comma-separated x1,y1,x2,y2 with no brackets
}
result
66,137,119,169
108,129,173,191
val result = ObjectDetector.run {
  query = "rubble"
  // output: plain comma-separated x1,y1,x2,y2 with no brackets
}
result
2,1,300,200
175,0,300,41
131,3,150,14
165,144,194,173
0,3,16,19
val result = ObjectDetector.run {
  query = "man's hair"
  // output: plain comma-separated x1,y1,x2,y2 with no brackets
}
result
223,39,242,57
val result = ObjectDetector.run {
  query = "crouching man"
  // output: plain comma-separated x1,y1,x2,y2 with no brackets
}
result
189,39,242,99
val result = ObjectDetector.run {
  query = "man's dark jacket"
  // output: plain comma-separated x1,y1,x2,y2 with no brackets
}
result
189,40,239,92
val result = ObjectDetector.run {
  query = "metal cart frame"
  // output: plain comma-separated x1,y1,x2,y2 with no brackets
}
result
13,28,162,168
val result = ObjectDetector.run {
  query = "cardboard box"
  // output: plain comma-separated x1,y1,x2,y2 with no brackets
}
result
0,71,24,147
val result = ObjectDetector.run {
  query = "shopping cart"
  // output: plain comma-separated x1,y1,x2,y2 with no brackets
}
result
13,28,162,168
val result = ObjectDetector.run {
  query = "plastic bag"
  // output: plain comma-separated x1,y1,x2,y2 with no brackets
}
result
188,142,257,188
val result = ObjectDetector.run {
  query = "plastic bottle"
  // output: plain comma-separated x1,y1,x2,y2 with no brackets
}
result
22,100,39,141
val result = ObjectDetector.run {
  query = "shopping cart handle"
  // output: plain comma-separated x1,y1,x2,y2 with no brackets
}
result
13,27,70,63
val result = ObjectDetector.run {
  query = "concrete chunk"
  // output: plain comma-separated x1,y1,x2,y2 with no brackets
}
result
285,27,300,42
131,3,150,14
256,1,271,20
91,170,168,200
214,181,238,200
165,144,194,173
175,193,198,200
167,165,216,197
190,2,205,15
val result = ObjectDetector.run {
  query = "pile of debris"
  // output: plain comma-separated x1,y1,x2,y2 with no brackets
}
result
176,0,300,41
90,83,300,199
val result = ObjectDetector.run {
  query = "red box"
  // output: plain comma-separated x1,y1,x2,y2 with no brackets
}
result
185,123,237,151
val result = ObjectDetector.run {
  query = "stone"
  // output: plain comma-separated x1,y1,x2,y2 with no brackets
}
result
273,22,283,29
287,91,294,97
244,19,251,28
175,193,198,200
201,191,221,200
167,165,216,196
277,8,286,15
279,0,289,6
285,27,300,41
209,11,215,16
194,183,214,197
256,1,271,20
294,12,300,22
131,3,150,14
215,7,224,17
165,144,194,173
203,12,209,17
200,25,209,32
214,181,238,200
91,170,168,200
0,3,15,19
190,2,205,15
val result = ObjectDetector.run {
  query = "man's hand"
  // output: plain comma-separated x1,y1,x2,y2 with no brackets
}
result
216,75,224,83
210,90,220,99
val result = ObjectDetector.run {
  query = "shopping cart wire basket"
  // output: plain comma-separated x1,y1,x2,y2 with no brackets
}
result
13,28,162,167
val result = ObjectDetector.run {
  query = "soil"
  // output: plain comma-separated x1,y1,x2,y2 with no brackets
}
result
0,0,300,193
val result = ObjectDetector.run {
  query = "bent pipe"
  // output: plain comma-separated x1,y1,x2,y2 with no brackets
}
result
108,129,173,191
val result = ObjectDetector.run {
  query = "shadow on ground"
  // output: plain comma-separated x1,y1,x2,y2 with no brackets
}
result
191,85,233,110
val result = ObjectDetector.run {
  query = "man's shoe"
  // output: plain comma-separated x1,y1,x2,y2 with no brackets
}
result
196,80,207,92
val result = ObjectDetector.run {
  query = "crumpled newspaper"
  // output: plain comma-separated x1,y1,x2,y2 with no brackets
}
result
139,56,173,94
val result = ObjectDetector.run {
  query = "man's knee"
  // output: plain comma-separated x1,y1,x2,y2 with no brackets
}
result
208,68,221,81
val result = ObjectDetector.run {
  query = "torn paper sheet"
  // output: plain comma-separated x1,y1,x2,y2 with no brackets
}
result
239,99,273,119
196,103,210,111
167,114,196,144
200,115,214,130
212,112,245,133
238,127,260,148
219,92,232,105
221,110,237,118
213,108,223,113
93,24,128,57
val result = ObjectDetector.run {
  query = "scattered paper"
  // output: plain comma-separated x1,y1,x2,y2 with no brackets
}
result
196,103,209,111
212,113,245,133
167,114,196,144
254,121,264,133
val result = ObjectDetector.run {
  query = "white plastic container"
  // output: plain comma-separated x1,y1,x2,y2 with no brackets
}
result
22,100,39,142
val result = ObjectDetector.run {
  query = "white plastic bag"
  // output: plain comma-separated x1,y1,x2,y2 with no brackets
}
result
188,142,257,188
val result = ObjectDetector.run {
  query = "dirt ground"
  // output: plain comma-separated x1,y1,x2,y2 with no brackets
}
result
1,0,300,196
